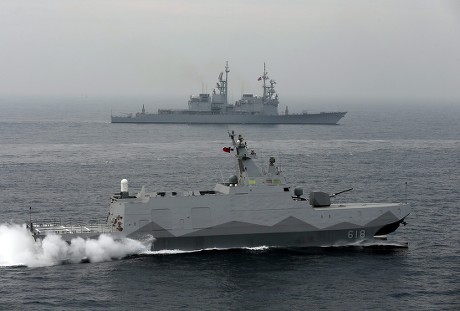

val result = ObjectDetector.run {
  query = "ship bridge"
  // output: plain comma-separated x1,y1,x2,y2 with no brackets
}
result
229,131,286,187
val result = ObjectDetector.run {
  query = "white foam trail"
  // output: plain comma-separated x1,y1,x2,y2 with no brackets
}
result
143,245,270,256
0,223,152,268
243,246,270,251
329,239,409,248
143,249,198,255
142,247,233,256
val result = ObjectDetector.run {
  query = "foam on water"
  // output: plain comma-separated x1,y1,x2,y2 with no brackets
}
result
143,249,199,255
242,246,270,251
345,238,409,248
141,246,270,256
0,223,152,267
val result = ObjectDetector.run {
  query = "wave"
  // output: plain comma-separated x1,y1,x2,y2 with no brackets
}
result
0,223,152,268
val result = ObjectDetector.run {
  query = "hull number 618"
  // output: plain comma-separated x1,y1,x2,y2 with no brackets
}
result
348,230,366,239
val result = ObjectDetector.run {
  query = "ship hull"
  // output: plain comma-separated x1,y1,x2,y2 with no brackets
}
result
32,196,409,251
33,223,402,251
143,225,402,251
111,112,347,125
109,190,410,251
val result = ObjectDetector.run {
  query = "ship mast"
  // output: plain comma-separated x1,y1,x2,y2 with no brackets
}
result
224,61,229,105
216,61,229,105
261,62,269,104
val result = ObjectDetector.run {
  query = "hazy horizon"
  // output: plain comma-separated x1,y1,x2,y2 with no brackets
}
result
1,0,460,106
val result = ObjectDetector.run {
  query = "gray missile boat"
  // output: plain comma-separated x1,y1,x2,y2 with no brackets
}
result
111,62,347,125
30,132,410,251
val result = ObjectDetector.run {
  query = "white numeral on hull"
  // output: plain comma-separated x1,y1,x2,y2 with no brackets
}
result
348,230,366,239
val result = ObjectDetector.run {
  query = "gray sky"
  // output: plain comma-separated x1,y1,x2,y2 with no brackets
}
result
1,0,459,106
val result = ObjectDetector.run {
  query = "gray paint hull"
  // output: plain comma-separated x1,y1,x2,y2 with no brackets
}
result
110,188,410,251
140,226,388,251
111,112,347,125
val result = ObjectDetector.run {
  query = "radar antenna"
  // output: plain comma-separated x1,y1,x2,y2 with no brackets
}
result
215,61,230,105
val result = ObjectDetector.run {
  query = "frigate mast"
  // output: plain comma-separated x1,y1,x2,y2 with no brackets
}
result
262,62,269,104
268,79,277,102
261,63,278,106
216,61,230,105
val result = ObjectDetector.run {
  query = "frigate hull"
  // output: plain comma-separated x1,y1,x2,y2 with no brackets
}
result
111,112,346,125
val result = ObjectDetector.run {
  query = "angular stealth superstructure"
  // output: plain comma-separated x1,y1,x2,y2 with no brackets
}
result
31,132,410,251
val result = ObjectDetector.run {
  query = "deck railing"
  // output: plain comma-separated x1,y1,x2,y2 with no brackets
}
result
31,222,114,235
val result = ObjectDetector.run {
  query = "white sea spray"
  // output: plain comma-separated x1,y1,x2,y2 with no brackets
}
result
0,223,151,267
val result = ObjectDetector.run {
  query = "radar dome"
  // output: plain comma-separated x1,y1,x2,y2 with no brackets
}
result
121,179,128,193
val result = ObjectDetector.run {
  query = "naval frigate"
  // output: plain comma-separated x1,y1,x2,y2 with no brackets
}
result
110,62,347,124
30,132,410,251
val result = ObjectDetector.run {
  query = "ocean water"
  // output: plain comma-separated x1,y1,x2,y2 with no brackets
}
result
0,101,459,310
